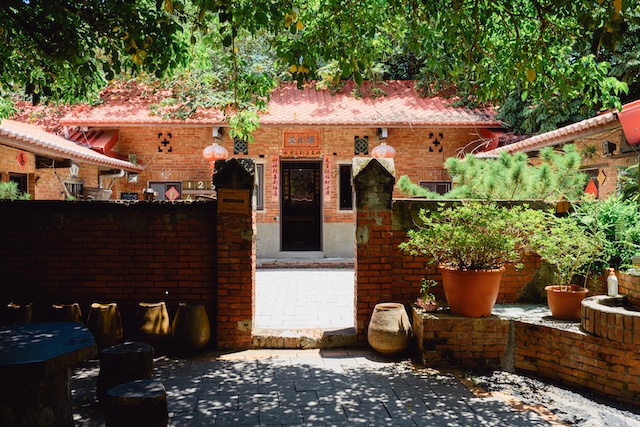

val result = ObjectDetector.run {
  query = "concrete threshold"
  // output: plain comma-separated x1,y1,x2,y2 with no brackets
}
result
257,257,354,269
252,327,357,349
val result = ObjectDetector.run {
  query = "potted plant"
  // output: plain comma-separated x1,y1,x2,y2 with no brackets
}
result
415,277,439,312
531,209,605,320
400,201,547,317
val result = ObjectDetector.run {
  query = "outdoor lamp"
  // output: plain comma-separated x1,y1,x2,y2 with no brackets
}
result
202,141,229,170
371,141,397,158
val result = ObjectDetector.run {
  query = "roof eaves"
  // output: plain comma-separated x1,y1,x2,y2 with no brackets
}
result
0,120,143,172
476,112,620,158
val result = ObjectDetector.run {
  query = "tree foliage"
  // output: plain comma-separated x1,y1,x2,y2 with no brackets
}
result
1,0,639,135
397,144,587,201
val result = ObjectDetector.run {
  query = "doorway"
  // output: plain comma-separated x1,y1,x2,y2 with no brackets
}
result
280,160,322,251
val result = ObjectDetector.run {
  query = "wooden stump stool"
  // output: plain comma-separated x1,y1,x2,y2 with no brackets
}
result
97,341,154,403
104,380,167,427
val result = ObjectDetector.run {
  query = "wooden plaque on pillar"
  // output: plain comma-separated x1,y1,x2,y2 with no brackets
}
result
218,189,250,213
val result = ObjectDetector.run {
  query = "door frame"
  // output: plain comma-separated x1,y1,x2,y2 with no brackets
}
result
279,159,324,252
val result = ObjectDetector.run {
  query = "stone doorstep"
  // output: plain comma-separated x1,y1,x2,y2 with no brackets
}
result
252,327,357,349
256,258,355,269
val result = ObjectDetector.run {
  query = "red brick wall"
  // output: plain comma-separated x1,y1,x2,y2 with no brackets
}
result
413,309,510,368
619,272,640,306
515,322,640,406
100,125,477,217
216,203,256,349
353,174,542,343
0,200,218,343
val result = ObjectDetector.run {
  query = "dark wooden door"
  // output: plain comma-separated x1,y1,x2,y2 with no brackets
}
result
281,161,322,251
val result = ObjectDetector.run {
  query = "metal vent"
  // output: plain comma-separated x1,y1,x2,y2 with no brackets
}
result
233,138,249,155
354,136,369,155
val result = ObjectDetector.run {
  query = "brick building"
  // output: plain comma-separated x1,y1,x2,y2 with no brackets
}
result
4,81,636,258
1,80,503,259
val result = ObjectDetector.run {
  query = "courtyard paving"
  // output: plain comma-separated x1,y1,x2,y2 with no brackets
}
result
72,348,558,426
68,266,638,426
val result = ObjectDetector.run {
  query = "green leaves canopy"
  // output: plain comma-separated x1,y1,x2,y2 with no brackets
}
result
1,0,639,134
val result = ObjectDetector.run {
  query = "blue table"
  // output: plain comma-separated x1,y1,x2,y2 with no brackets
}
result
0,322,97,427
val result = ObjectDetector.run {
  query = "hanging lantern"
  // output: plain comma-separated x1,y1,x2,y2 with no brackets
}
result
202,142,229,170
371,141,397,159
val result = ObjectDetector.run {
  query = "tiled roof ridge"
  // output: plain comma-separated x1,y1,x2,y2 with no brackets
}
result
59,79,501,127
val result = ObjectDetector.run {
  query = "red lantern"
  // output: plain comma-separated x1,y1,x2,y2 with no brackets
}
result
202,142,229,170
371,142,396,159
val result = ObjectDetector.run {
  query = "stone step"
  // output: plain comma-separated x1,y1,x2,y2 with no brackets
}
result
252,327,357,349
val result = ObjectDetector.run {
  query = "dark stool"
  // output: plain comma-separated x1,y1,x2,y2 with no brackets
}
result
104,379,167,427
97,341,154,402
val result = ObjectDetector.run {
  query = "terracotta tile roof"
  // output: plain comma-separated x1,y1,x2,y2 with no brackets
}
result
477,111,621,157
0,119,143,172
61,81,502,128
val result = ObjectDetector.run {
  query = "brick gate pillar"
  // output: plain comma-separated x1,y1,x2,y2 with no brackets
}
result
352,158,396,344
214,158,256,349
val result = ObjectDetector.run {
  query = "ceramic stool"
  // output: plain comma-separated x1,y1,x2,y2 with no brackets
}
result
104,379,167,427
97,341,154,403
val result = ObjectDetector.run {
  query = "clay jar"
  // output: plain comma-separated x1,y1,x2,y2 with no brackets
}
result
87,303,124,349
136,302,171,353
367,302,412,354
171,303,210,353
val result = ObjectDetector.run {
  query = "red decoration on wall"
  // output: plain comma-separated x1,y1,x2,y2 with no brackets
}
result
16,150,27,171
202,142,229,170
585,179,598,198
323,156,331,199
271,156,279,199
371,142,397,158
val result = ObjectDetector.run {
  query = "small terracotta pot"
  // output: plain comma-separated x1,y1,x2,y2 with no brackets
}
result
545,285,588,320
440,266,504,317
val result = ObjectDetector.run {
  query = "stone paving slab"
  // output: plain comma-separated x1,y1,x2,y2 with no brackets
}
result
71,349,559,427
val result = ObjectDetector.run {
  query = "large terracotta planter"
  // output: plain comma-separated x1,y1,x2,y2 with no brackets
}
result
545,285,588,320
367,303,412,354
440,266,505,317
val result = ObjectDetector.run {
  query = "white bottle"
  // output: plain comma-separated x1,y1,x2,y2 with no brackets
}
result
607,268,618,296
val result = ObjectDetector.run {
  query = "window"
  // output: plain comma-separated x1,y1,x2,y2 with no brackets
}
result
255,163,264,210
9,173,28,195
63,180,83,199
339,164,353,210
419,181,452,195
149,181,182,201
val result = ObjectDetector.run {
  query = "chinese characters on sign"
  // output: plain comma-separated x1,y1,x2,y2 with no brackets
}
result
271,156,279,199
280,149,323,157
323,156,331,200
283,132,320,149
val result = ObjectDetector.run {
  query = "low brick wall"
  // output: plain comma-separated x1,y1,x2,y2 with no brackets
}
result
515,322,640,406
413,310,511,368
619,272,640,307
413,307,640,407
